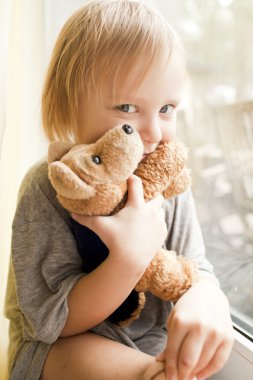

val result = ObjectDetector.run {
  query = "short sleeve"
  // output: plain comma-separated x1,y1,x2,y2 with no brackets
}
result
11,163,84,344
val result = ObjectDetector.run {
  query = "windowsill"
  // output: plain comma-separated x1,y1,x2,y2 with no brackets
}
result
210,326,253,380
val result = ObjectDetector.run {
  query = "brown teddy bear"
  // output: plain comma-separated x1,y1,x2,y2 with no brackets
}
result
48,124,197,325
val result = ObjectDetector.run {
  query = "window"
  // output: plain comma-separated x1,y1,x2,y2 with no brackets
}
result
178,102,253,338
164,0,253,338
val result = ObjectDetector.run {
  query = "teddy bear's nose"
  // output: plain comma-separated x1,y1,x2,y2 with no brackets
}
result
122,124,134,134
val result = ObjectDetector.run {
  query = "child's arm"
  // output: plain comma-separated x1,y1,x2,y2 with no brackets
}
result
159,277,234,380
157,191,234,379
62,174,167,336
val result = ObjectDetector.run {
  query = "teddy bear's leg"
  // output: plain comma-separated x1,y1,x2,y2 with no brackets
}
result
134,249,198,302
117,292,146,327
108,291,146,326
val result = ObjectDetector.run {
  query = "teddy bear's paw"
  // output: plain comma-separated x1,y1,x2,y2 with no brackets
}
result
134,249,198,302
177,255,198,289
155,255,198,302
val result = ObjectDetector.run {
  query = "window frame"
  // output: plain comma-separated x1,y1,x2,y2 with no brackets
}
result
210,325,253,380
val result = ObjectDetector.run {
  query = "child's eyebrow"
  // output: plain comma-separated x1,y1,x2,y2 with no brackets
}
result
169,99,181,106
107,90,182,108
109,96,136,104
111,96,181,105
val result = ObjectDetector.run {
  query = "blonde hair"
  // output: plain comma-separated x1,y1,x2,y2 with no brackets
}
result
42,0,180,142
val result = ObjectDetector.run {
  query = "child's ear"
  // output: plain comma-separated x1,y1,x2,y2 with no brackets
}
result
48,141,74,163
48,161,95,200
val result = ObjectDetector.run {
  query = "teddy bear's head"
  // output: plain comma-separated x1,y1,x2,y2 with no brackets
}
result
48,123,191,216
48,124,144,215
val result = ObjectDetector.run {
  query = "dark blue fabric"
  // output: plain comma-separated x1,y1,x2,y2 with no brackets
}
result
70,218,109,272
69,217,140,325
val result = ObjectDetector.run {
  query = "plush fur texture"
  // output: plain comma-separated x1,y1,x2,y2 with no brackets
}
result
48,125,198,325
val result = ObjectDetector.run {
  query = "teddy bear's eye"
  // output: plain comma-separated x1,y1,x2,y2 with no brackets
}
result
92,155,102,165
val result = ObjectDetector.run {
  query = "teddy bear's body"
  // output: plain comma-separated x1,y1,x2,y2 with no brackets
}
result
48,124,197,325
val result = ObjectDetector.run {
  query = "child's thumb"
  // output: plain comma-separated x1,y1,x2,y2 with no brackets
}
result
126,174,145,206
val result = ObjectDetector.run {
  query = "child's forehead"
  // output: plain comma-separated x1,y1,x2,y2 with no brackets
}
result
88,52,185,108
102,49,185,99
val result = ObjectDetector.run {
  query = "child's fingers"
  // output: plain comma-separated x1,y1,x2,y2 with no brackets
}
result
190,336,221,376
195,341,232,380
177,332,205,379
126,174,145,206
163,316,191,379
127,175,165,212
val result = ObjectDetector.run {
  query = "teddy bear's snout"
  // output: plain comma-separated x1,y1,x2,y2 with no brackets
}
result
122,124,134,135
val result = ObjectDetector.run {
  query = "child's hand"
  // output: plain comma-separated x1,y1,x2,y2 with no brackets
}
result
156,279,234,380
72,174,167,270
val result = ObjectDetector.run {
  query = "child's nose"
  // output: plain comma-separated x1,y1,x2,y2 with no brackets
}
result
139,120,162,144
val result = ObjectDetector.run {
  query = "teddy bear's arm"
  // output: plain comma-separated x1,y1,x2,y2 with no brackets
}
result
163,168,191,199
48,161,95,200
134,248,197,302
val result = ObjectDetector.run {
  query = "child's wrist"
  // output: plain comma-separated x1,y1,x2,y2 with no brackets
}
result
107,250,148,279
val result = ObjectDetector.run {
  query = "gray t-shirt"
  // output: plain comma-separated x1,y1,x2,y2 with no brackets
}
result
4,159,217,380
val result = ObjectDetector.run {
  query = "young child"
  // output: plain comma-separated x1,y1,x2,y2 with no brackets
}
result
5,1,234,379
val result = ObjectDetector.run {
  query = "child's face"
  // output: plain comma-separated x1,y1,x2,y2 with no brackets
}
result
78,50,185,156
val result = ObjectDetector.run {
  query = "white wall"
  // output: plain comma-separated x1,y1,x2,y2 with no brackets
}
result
0,0,46,378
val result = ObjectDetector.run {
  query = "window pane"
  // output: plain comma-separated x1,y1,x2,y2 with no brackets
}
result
173,0,253,336
178,103,253,337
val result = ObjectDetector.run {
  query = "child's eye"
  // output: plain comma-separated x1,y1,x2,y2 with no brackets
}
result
117,104,137,113
159,104,175,114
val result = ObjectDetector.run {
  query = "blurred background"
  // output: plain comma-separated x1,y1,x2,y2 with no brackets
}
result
1,0,253,378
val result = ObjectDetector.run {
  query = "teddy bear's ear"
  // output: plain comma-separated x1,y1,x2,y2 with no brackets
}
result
48,161,95,200
48,141,74,164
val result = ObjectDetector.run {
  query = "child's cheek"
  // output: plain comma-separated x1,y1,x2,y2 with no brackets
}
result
162,123,177,142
